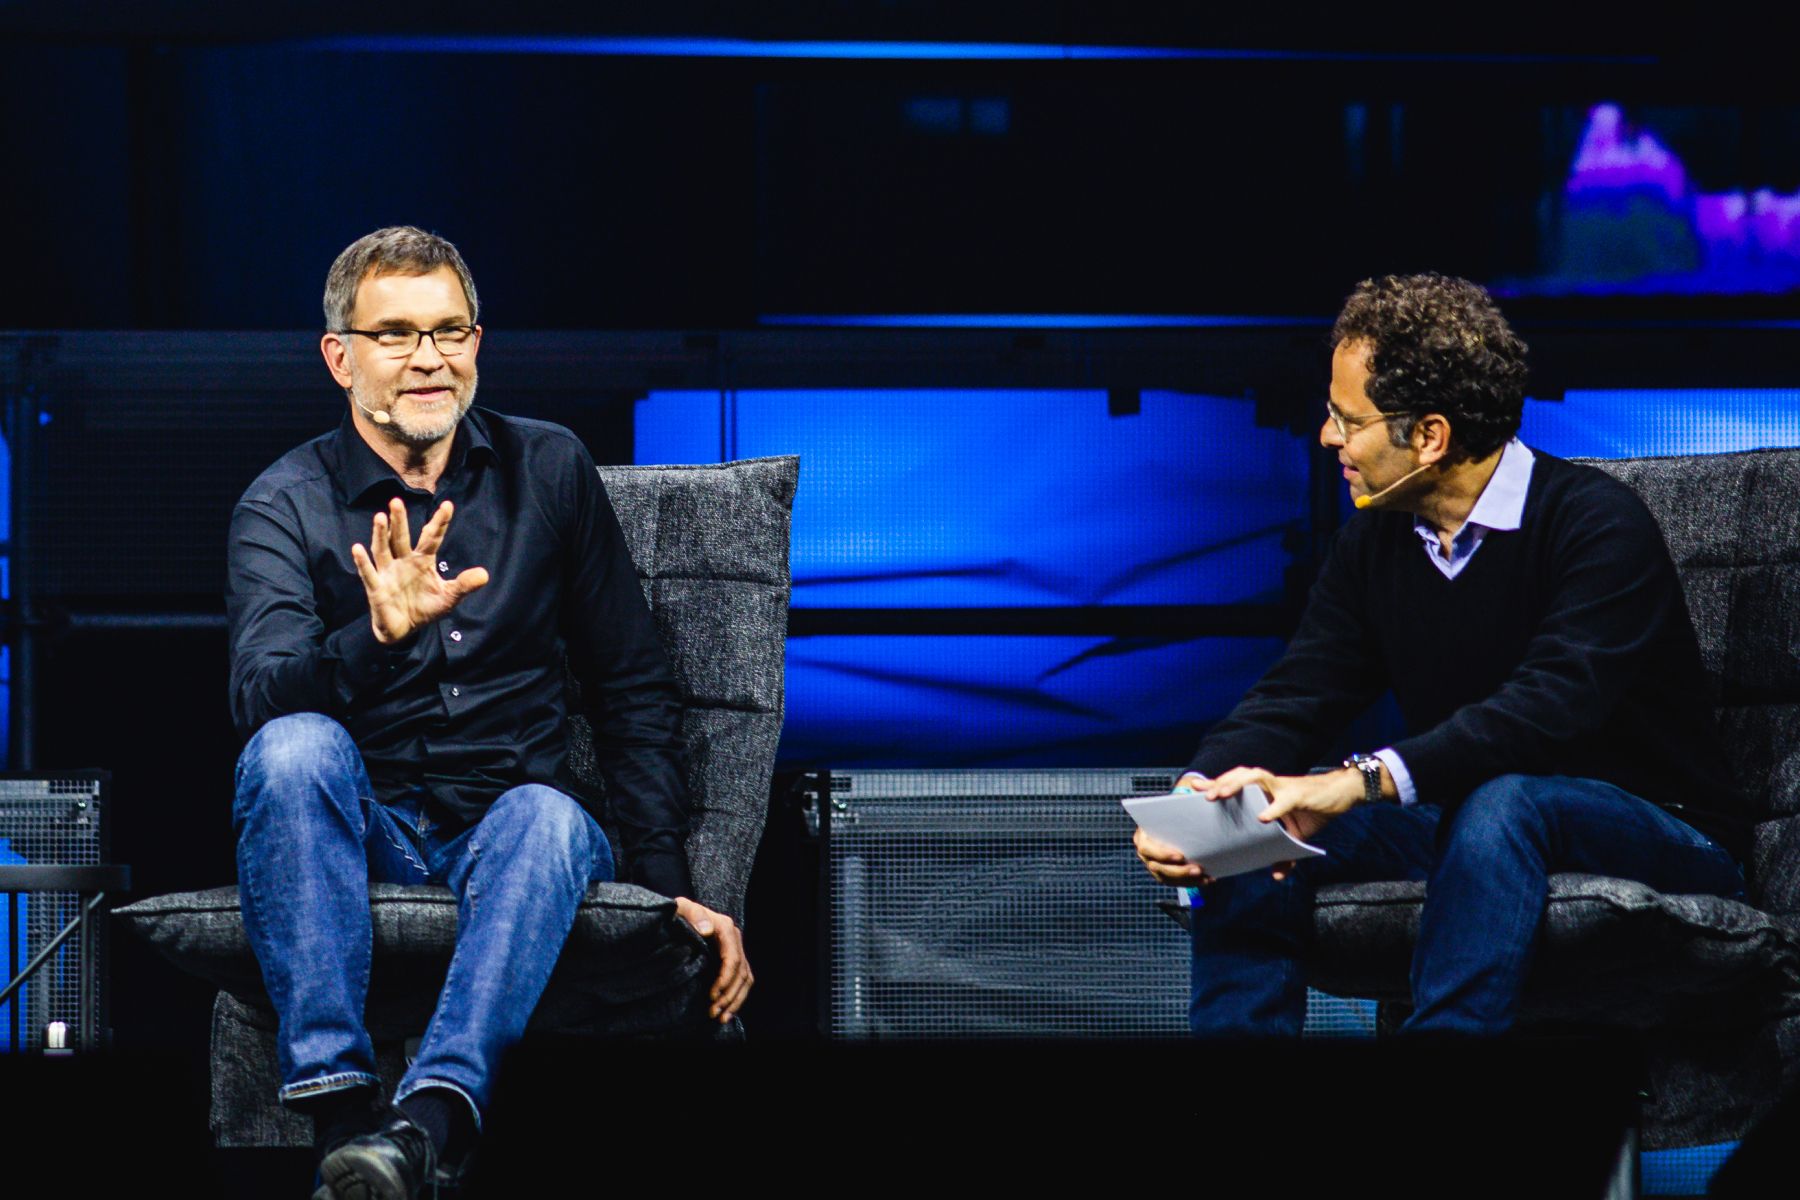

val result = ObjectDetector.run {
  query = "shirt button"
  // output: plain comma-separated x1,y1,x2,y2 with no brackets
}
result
450,686,461,697
450,630,463,642
438,561,449,573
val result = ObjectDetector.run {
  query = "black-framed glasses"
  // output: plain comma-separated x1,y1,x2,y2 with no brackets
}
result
1325,402,1396,440
336,325,477,358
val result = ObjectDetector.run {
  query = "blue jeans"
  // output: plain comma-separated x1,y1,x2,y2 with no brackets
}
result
1188,774,1747,1037
233,713,614,1117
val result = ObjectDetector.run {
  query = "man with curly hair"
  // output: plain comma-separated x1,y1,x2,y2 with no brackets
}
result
1134,273,1752,1036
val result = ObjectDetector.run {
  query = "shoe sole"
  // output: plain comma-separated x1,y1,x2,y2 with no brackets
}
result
317,1143,417,1200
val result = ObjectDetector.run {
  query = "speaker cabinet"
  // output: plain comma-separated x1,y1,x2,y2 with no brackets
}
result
0,772,108,1053
823,768,1378,1040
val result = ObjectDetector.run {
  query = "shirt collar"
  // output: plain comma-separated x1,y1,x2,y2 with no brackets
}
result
329,406,496,505
1412,437,1534,542
1463,438,1534,533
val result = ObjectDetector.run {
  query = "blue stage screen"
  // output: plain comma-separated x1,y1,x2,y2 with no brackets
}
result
782,635,1286,768
1523,389,1800,458
637,389,1308,609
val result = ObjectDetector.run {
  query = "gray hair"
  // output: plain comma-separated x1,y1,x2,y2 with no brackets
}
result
322,226,480,331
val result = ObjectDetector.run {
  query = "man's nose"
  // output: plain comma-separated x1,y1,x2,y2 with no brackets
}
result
408,333,448,368
1320,416,1343,449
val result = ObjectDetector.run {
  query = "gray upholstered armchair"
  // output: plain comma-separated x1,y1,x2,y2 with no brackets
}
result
117,455,797,1147
1304,447,1800,1148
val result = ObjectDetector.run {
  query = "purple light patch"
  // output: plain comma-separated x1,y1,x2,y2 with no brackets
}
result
1695,192,1751,246
1567,104,1687,203
1500,103,1800,297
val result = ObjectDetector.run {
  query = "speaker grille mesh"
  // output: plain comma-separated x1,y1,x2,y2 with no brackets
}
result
0,776,105,1054
826,769,1377,1039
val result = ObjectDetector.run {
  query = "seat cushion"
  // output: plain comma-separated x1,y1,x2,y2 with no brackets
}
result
1309,873,1800,1028
115,881,715,1039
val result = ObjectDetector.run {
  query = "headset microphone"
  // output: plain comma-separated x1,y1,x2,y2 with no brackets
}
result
353,395,393,426
1353,462,1432,510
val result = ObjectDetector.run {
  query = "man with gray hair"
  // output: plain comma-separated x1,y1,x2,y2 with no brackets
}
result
228,226,751,1198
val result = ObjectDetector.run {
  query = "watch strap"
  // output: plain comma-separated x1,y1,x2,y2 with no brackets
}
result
1343,752,1385,806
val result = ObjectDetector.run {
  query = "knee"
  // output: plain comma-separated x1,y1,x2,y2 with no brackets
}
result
235,713,359,807
481,786,601,865
1446,774,1555,849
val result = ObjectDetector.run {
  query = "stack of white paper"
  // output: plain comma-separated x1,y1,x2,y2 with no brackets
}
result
1122,784,1327,880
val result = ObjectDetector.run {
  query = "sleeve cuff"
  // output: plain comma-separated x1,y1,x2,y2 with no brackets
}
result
1373,748,1418,807
633,849,694,902
325,618,415,697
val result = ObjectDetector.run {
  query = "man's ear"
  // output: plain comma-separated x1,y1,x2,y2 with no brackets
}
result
321,332,355,389
1412,413,1453,466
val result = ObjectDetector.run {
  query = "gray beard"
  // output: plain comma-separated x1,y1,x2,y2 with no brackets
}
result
348,369,478,447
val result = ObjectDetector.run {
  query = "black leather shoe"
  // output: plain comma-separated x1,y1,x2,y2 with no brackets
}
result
315,1105,438,1200
313,1093,386,1163
430,1143,475,1194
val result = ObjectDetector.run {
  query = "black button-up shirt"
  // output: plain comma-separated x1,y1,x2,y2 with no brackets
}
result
227,407,692,899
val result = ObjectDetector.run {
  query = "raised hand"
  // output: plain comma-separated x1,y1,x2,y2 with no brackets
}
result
350,497,490,644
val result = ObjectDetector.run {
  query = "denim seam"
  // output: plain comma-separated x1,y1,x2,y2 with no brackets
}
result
404,935,478,1113
374,807,430,879
465,831,483,920
279,1071,383,1103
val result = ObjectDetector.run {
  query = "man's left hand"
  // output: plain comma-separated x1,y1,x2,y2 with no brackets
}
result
673,897,753,1024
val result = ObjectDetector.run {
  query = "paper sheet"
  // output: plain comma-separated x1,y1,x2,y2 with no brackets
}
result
1122,784,1327,880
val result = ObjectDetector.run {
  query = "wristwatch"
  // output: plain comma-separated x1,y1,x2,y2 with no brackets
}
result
1342,752,1386,806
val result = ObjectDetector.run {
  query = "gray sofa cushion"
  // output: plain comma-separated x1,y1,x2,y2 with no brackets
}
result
117,881,717,1040
1310,874,1800,1028
572,456,797,922
1580,450,1800,917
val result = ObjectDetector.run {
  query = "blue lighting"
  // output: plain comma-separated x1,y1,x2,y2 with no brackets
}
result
304,36,1204,59
1641,1142,1736,1196
637,389,1307,609
636,386,1307,767
1523,389,1800,458
758,314,1329,329
783,635,1286,767
298,36,1653,64
0,838,24,1050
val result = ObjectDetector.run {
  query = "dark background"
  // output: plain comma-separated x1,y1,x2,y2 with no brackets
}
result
8,7,1800,331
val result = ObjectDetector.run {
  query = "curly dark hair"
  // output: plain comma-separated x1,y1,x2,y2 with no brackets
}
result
1330,274,1528,461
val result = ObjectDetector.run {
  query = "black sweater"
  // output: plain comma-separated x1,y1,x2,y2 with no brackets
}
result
1189,451,1751,864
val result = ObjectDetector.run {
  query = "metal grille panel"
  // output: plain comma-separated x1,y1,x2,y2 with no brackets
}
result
827,769,1377,1040
0,775,105,1054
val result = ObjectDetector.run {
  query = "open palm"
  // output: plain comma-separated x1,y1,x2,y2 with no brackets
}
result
351,497,490,644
